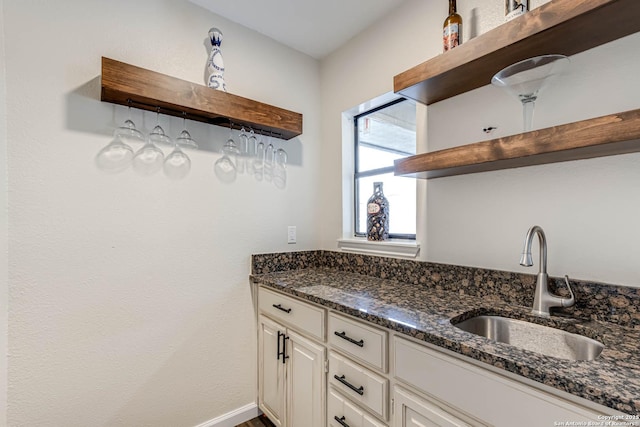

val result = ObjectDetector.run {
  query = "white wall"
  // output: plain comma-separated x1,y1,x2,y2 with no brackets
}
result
0,0,8,424
320,0,640,287
3,0,321,426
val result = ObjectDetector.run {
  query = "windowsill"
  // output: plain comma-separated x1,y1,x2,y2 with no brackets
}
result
337,238,420,259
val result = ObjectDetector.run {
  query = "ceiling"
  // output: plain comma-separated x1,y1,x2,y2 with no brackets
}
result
189,0,407,59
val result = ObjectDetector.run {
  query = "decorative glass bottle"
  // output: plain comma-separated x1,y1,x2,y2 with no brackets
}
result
367,182,389,241
505,0,529,21
207,27,227,92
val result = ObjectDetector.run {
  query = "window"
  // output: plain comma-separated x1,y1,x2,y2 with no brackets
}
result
354,99,416,239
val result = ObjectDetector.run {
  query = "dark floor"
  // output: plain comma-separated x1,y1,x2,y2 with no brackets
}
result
236,414,276,427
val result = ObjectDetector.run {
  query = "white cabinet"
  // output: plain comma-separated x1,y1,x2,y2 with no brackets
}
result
393,386,472,427
257,284,627,427
259,316,286,427
258,289,326,427
328,351,388,420
328,313,387,372
260,287,325,341
287,329,326,427
393,336,608,427
329,387,386,427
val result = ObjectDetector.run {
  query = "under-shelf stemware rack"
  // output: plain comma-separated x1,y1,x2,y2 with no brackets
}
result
100,57,303,140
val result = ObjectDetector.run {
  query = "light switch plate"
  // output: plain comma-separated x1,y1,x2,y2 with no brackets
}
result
287,226,296,244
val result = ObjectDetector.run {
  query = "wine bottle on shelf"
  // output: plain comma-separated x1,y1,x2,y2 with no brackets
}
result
505,0,529,21
443,0,462,52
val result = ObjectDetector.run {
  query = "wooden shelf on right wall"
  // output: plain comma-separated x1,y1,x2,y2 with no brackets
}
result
393,0,640,179
394,0,640,105
394,109,640,179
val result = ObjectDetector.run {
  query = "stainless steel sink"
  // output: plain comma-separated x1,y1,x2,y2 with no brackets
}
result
453,315,604,361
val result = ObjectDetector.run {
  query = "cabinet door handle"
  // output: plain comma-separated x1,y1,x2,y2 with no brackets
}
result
276,330,284,361
333,416,350,427
333,374,364,396
272,303,292,314
334,331,364,347
282,334,290,365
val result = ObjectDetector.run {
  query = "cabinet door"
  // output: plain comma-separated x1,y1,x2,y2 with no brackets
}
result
259,315,286,427
287,329,326,427
393,386,471,427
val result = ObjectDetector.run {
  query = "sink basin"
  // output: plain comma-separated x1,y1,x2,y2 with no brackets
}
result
453,315,604,361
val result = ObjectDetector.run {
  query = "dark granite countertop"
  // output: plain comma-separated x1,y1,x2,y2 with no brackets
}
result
251,267,640,415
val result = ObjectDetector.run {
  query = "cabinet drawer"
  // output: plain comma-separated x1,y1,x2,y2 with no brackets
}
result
329,351,388,420
328,387,387,427
393,337,605,427
393,386,472,427
259,287,325,341
329,313,387,372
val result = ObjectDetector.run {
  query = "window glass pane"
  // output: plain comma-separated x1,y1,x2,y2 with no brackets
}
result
354,99,417,239
356,100,416,173
356,173,416,236
358,145,407,171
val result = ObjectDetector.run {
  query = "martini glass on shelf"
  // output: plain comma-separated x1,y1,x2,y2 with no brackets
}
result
491,54,570,132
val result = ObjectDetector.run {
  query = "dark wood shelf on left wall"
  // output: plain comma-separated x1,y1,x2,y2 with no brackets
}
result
100,57,303,140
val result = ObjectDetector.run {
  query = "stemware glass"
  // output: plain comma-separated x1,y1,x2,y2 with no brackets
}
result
164,115,198,180
491,54,570,132
245,129,257,175
264,142,275,182
132,109,167,176
253,135,265,181
214,123,239,182
247,129,257,158
236,126,249,174
96,104,144,173
273,148,288,189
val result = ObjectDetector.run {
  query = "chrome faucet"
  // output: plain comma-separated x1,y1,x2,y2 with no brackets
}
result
519,225,575,317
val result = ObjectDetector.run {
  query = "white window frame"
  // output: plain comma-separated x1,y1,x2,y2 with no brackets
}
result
338,93,425,259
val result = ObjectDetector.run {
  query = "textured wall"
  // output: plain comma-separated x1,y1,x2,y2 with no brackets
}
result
0,0,8,424
3,0,321,425
320,0,640,287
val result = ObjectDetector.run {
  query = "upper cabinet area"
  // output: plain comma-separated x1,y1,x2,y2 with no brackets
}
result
394,0,640,105
101,57,303,140
393,0,640,178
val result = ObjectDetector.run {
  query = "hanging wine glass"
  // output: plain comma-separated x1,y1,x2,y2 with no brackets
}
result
245,128,257,175
491,54,570,132
253,133,265,181
264,140,275,183
214,122,239,183
236,126,248,174
96,102,144,173
247,129,257,158
132,108,167,176
273,148,288,189
164,113,197,180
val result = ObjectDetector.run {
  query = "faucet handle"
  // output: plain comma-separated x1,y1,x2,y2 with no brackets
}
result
561,275,575,308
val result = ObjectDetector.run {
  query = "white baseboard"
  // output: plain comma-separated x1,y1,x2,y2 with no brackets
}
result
193,403,260,427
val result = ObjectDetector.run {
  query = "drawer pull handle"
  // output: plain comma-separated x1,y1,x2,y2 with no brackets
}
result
272,303,292,314
334,416,350,427
334,374,364,396
334,331,364,347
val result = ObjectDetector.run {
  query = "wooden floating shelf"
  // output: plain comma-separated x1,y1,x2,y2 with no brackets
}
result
394,0,640,105
100,57,303,140
394,109,640,179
